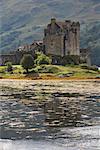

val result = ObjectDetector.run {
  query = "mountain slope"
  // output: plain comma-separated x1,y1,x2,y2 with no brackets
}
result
0,0,100,65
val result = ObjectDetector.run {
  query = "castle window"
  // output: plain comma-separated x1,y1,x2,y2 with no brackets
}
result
68,51,70,55
51,39,54,46
64,34,68,40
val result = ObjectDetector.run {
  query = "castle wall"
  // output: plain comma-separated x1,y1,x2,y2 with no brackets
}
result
0,54,17,65
80,49,91,65
44,34,64,56
76,27,80,55
67,26,80,56
69,30,74,55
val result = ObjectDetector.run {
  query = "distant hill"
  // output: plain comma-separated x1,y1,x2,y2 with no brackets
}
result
0,0,100,65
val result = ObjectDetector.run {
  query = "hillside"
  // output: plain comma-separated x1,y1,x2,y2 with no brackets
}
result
0,0,100,65
80,21,100,65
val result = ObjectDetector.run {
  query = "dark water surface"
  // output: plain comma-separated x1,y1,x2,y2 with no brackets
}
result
0,79,100,150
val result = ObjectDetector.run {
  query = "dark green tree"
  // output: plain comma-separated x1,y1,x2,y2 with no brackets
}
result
20,54,34,73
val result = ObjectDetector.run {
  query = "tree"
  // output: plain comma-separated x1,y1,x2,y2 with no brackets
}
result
20,54,34,73
5,62,13,73
35,52,52,65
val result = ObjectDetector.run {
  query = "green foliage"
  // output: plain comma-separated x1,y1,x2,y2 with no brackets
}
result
52,55,80,65
0,66,6,73
34,65,60,73
80,64,98,71
46,66,60,73
5,62,13,73
13,65,24,74
57,72,74,77
20,54,34,73
61,55,80,65
35,52,52,65
80,64,89,69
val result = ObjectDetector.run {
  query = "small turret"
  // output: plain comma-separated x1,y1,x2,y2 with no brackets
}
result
51,18,56,24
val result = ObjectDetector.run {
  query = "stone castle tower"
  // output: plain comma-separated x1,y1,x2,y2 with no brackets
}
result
43,18,80,57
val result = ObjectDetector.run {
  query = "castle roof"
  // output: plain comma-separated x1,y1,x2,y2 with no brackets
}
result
56,22,66,29
47,18,80,30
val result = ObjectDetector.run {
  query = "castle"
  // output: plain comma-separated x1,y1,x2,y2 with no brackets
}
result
0,18,90,65
43,18,80,56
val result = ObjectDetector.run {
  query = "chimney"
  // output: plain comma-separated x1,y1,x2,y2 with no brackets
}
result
76,22,80,27
65,20,71,24
51,18,56,24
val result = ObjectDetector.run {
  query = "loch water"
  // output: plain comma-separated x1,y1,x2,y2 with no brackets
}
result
0,79,100,150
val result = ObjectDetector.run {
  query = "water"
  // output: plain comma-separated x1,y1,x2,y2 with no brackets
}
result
0,79,100,150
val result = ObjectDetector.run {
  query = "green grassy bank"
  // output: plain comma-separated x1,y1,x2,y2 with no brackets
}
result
0,64,100,80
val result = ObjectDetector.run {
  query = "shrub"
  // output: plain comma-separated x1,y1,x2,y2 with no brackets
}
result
0,67,6,73
80,64,98,71
35,52,52,65
20,54,34,73
80,64,89,69
62,55,80,65
34,65,60,73
5,62,13,73
89,66,98,71
43,66,60,73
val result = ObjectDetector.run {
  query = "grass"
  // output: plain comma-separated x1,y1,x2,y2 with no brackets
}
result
0,65,25,79
0,64,100,80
